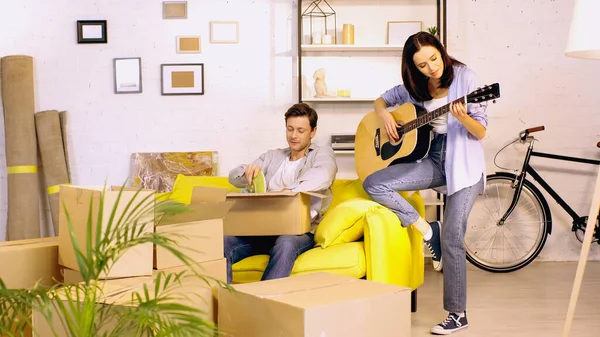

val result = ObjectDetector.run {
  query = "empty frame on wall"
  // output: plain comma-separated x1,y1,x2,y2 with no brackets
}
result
163,1,187,19
387,21,422,45
161,63,204,95
114,58,142,94
77,20,107,43
210,21,239,44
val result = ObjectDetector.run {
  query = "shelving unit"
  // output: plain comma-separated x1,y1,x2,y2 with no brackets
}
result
297,0,447,104
296,1,448,230
302,97,376,102
301,44,404,52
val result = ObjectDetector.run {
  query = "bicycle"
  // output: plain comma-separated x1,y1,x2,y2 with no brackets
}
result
464,126,600,273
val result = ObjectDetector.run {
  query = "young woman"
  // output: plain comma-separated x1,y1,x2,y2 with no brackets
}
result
363,32,488,335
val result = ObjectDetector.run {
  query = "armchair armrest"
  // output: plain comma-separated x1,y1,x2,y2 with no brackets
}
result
363,191,426,290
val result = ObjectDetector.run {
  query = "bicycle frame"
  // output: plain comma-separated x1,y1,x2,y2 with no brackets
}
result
500,140,600,224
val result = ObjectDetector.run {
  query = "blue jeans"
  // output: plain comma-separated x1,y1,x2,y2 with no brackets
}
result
363,133,482,313
223,233,315,283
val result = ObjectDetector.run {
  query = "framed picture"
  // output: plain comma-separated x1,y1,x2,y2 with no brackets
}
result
161,63,204,95
387,21,422,45
210,21,239,44
77,20,107,44
163,1,187,19
113,58,142,94
176,36,201,54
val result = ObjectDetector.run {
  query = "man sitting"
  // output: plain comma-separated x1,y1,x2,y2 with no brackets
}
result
224,103,338,283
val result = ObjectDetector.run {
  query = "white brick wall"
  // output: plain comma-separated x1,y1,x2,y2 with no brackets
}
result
0,0,298,240
445,0,600,261
0,0,598,261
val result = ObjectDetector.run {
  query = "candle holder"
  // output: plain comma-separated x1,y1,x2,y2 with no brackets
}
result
302,0,337,45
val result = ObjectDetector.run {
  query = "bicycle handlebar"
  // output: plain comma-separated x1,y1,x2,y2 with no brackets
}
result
520,125,545,141
525,126,545,134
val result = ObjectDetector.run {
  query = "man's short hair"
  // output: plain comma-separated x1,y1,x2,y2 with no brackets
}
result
284,103,318,129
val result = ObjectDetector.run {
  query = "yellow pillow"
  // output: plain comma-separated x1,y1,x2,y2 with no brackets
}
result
328,179,409,212
169,174,241,204
329,180,371,211
314,198,382,248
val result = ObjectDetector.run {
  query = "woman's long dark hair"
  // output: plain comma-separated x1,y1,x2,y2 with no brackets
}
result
401,32,464,102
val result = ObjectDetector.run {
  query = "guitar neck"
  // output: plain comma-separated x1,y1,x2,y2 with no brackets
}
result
403,96,466,132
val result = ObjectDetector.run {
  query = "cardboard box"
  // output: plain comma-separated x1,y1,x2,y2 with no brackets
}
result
223,191,326,236
154,187,232,269
154,258,227,323
58,185,155,279
0,237,61,289
218,272,411,337
0,237,59,337
32,276,215,336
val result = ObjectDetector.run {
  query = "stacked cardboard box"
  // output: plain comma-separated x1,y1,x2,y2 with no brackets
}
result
38,184,233,335
0,237,62,337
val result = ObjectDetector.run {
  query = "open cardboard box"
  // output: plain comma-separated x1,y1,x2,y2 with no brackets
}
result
154,186,234,270
58,185,155,279
223,190,327,236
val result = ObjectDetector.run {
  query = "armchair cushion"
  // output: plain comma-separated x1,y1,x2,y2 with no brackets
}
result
232,241,366,283
314,198,381,248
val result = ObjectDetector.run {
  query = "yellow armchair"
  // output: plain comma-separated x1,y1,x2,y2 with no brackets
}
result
165,175,426,312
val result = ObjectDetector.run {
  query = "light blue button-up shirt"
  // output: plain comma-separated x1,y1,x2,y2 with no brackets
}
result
380,65,488,196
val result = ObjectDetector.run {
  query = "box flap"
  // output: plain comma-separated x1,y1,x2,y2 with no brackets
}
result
231,272,355,298
274,277,410,309
226,191,297,198
226,191,327,199
191,186,227,203
300,191,328,199
157,201,234,225
0,237,57,247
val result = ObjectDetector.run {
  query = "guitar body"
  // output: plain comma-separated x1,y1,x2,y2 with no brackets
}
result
355,103,433,181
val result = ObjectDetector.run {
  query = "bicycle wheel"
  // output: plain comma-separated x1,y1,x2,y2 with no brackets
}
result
464,173,551,272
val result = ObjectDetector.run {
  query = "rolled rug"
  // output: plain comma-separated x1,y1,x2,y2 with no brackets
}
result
59,110,71,182
1,55,41,240
35,110,70,235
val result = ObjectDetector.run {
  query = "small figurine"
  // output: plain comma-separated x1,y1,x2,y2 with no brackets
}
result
313,68,334,98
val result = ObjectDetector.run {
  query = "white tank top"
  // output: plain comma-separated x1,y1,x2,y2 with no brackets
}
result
424,96,448,134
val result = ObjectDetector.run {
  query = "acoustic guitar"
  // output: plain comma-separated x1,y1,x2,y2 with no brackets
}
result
354,83,500,181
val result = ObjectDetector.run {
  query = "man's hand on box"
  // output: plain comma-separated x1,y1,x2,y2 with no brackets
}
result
244,164,261,185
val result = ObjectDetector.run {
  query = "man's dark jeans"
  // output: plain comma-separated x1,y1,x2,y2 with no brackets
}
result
223,233,315,283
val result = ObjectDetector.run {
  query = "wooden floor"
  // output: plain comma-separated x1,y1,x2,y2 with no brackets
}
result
411,261,600,337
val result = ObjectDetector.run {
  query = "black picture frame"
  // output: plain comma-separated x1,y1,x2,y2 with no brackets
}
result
160,63,205,96
77,20,107,44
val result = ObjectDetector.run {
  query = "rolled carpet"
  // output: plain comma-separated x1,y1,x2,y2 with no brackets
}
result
59,110,71,182
35,110,70,235
1,55,40,240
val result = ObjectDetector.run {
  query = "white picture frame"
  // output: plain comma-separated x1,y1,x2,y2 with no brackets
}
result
113,57,142,94
210,21,239,44
387,21,423,45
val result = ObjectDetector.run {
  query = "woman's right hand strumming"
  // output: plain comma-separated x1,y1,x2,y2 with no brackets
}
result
380,112,400,142
375,97,400,142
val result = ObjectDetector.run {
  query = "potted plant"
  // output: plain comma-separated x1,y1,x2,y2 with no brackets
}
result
0,185,229,337
426,26,439,39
